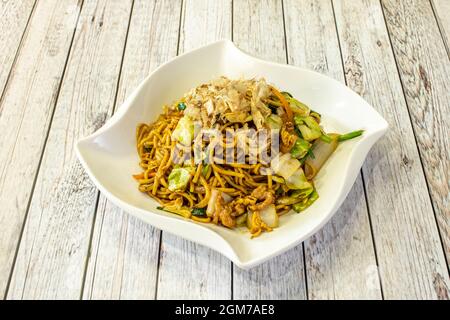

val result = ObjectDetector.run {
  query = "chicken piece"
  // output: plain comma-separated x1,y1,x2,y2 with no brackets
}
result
213,193,236,228
232,203,246,217
251,186,268,200
229,195,258,217
249,186,275,211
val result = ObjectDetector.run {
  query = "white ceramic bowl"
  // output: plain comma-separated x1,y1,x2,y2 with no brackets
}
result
76,40,388,269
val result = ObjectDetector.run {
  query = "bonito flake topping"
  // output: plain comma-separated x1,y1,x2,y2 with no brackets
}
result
182,76,272,129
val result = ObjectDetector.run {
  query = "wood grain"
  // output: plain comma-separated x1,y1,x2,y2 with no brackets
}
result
6,0,133,299
0,0,447,300
431,0,450,56
284,0,382,300
82,0,182,300
0,0,35,98
156,0,233,300
382,0,450,267
232,0,307,300
333,0,449,299
0,0,82,298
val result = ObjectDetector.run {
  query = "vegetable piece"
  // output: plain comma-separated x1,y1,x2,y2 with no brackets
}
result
276,185,315,205
298,125,322,141
270,153,300,180
290,138,311,159
338,130,364,142
291,187,314,199
156,206,191,218
320,133,333,143
222,192,233,203
171,116,194,146
266,114,283,130
191,208,207,217
286,167,313,190
168,167,192,191
270,86,293,123
206,189,220,217
281,91,293,98
235,213,248,226
294,115,323,141
310,111,321,123
276,196,303,206
288,97,310,117
304,134,339,179
292,190,319,212
259,204,279,228
201,164,210,177
177,102,187,111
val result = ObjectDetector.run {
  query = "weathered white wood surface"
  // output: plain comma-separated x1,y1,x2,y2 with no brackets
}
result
0,0,82,298
431,0,450,56
0,0,35,98
333,0,449,299
232,0,307,300
83,0,182,300
382,0,450,267
0,0,448,300
284,0,382,300
7,0,133,299
156,0,233,300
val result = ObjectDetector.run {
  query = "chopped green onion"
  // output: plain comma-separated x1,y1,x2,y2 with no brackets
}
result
177,102,187,111
306,148,315,159
294,126,303,138
320,134,332,143
191,208,207,217
156,206,177,214
201,164,210,177
338,130,364,142
281,91,293,98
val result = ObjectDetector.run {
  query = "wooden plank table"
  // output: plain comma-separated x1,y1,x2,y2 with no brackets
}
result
0,0,448,300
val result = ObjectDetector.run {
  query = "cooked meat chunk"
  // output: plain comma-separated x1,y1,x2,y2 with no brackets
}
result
249,186,275,211
213,193,236,228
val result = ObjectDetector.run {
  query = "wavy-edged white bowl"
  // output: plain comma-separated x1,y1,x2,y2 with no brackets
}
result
76,40,388,269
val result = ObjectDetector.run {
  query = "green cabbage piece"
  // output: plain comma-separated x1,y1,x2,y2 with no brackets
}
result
286,168,313,190
172,116,194,146
292,190,319,212
266,114,283,130
290,138,311,159
294,115,323,141
168,167,192,191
